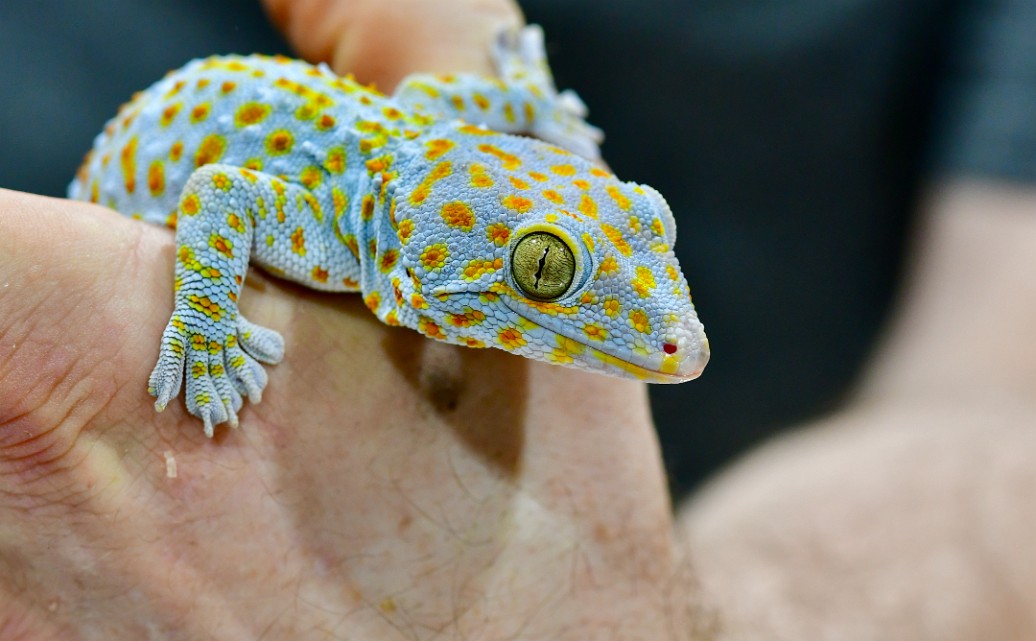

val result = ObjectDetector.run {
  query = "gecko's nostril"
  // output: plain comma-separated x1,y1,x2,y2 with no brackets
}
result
663,343,677,355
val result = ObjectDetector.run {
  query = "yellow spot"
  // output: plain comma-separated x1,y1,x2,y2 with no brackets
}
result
190,102,211,123
325,147,346,174
379,249,399,273
209,234,234,259
160,103,182,127
235,102,271,127
578,194,598,219
170,141,184,162
342,234,359,258
501,194,533,213
666,264,680,281
227,212,245,234
420,243,449,270
462,257,503,280
498,327,527,351
448,308,487,327
582,233,596,252
411,293,428,309
291,227,306,256
473,93,490,110
528,171,548,182
187,294,223,321
361,194,375,221
265,129,294,155
551,164,576,176
603,297,621,317
582,323,608,341
194,134,226,167
419,316,446,340
382,106,403,120
440,201,475,230
503,103,516,123
469,163,494,188
312,266,329,283
221,81,236,93
598,255,619,276
365,291,382,313
244,157,263,171
601,224,632,256
212,172,231,191
181,193,200,216
542,189,563,204
478,144,521,170
147,160,165,197
607,185,632,210
486,222,510,246
508,176,529,190
459,123,494,136
409,161,452,205
425,138,455,160
629,309,652,334
629,216,642,234
590,167,610,178
120,135,138,193
316,114,336,130
398,218,415,244
631,266,657,297
300,165,322,189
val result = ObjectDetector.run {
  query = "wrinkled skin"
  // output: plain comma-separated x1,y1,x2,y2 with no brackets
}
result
0,1,703,639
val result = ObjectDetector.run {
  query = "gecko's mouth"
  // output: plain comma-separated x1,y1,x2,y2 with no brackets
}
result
500,296,709,383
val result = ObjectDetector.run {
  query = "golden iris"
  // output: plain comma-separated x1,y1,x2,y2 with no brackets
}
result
511,232,575,300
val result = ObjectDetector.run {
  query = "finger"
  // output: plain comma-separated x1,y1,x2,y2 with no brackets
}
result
261,0,523,89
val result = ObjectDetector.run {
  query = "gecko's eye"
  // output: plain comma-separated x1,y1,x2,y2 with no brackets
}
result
511,232,575,301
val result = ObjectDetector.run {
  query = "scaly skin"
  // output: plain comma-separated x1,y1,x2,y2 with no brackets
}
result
69,25,708,435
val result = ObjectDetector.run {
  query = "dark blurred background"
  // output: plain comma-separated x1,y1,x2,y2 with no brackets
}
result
1,0,1032,499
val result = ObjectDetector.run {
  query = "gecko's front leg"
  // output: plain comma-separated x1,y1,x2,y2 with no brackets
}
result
149,164,288,436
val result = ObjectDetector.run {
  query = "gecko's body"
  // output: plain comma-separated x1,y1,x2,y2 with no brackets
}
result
70,26,708,435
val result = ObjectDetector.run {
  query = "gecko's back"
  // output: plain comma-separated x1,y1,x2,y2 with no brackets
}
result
69,26,708,436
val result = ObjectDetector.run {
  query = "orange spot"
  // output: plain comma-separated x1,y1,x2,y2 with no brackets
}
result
190,103,211,123
607,185,632,210
120,136,138,193
409,161,452,205
501,194,533,213
582,323,608,341
209,234,234,259
291,227,306,256
598,255,619,276
473,94,490,110
551,164,576,176
235,102,271,127
508,176,529,190
440,201,475,231
419,316,446,340
469,163,494,188
486,223,510,246
477,144,521,170
603,297,621,317
542,189,564,204
425,138,455,160
317,114,336,130
194,134,226,167
448,308,487,327
462,258,503,280
498,327,527,351
300,165,322,189
379,249,400,273
365,292,382,313
181,193,200,216
631,266,657,297
265,129,294,155
528,171,548,182
590,167,611,178
578,194,598,219
147,160,165,197
398,218,415,244
420,243,449,270
629,309,652,334
325,147,346,174
601,224,632,256
220,81,236,93
361,194,375,221
458,124,494,136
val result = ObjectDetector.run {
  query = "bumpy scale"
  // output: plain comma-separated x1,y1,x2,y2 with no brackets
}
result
69,26,709,436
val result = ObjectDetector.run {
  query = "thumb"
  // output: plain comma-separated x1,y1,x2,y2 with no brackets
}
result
261,0,524,89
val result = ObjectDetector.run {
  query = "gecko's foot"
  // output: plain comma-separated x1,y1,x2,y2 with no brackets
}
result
493,24,604,160
148,313,284,437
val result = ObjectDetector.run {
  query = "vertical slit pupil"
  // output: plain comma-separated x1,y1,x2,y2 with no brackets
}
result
533,246,549,289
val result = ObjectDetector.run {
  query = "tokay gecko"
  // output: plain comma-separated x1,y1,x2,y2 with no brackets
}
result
69,25,709,436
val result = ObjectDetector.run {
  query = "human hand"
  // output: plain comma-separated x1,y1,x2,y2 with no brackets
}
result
0,1,700,639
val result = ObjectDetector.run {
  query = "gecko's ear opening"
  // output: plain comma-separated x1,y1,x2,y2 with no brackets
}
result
638,184,677,244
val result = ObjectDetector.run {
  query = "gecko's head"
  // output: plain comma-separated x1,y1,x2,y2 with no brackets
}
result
395,127,708,383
